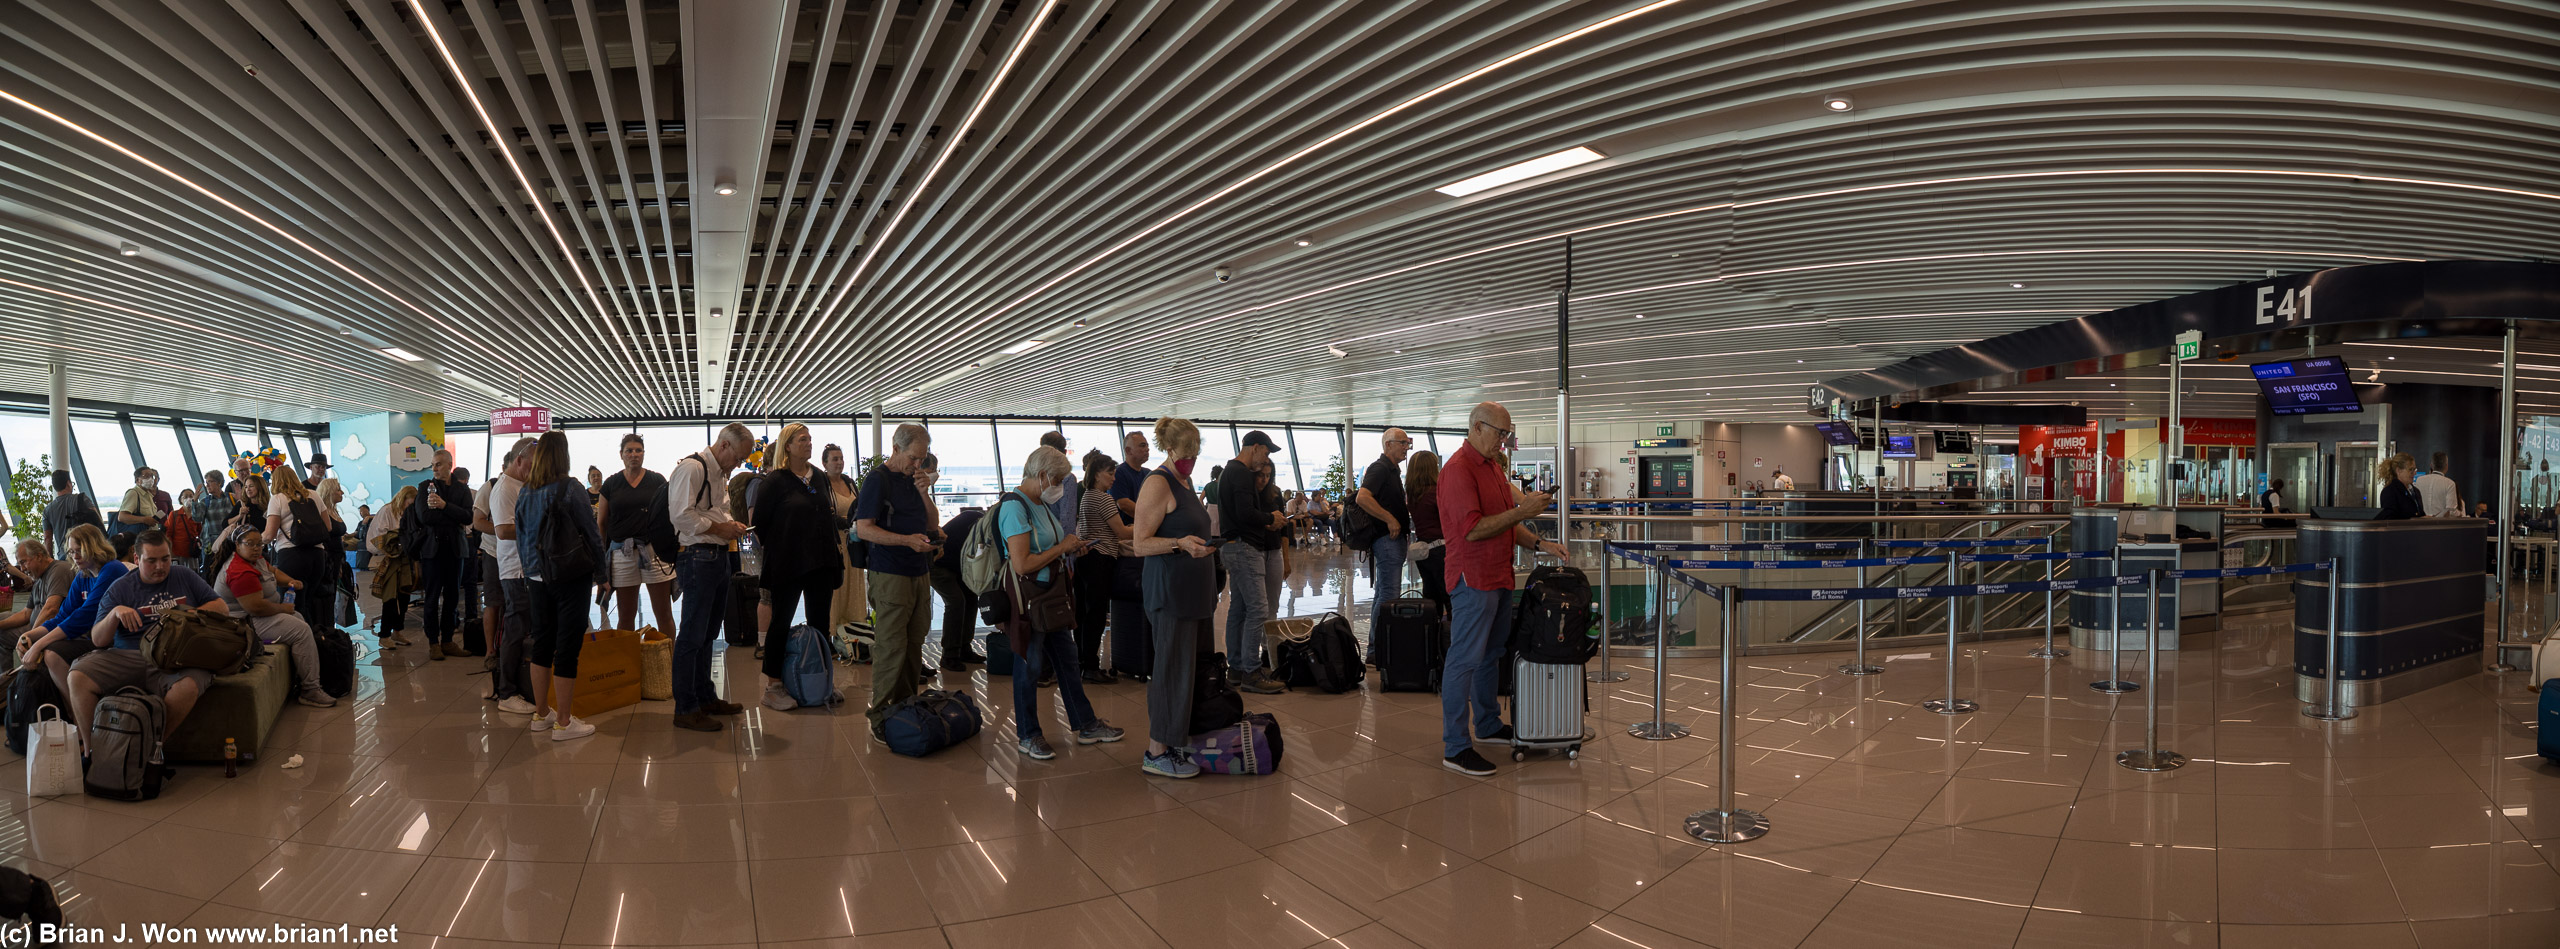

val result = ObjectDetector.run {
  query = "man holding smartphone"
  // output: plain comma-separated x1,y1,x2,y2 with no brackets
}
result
1436,402,1567,778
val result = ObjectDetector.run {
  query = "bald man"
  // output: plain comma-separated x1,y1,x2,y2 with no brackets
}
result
1435,402,1566,777
1355,427,1416,663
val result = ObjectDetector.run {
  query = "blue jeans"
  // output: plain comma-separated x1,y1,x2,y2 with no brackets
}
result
1010,620,1098,740
1443,581,1511,758
673,546,729,714
1221,544,1272,674
1368,533,1408,660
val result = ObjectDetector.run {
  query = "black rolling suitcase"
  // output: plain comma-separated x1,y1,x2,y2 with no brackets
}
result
1378,595,1447,692
723,572,759,646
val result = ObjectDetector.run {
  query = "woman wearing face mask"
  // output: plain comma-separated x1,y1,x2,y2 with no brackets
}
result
750,423,843,707
994,446,1123,759
821,445,868,635
1129,416,1219,779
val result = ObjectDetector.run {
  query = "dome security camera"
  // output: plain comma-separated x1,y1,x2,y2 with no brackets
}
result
1214,267,1232,283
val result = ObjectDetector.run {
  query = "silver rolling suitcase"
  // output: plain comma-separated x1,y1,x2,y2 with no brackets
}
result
1507,658,1589,761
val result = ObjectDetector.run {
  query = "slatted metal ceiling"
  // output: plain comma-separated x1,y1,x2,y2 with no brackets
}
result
1,0,2553,428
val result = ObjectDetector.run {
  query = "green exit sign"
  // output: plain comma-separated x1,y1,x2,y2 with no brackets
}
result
1656,425,1674,436
2174,330,2202,361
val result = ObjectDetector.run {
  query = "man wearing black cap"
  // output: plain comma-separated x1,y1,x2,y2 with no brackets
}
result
1218,430,1289,694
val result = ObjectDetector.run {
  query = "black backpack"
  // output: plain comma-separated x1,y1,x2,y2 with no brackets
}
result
1510,565,1598,665
539,487,597,580
1190,652,1247,735
287,497,330,547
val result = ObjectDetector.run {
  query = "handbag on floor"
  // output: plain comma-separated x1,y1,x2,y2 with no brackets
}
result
1186,711,1283,775
26,705,80,797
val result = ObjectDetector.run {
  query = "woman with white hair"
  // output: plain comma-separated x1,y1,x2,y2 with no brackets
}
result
993,446,1123,759
1129,417,1219,778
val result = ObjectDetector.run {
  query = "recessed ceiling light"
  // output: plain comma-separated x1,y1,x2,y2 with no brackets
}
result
713,181,738,196
2010,282,2027,288
381,347,423,362
1072,319,1088,328
1634,313,1645,320
117,242,141,256
1295,239,1311,247
1434,146,1605,197
1822,94,1855,112
1000,339,1045,355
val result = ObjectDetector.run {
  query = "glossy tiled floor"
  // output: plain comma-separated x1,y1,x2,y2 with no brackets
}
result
4,550,2556,948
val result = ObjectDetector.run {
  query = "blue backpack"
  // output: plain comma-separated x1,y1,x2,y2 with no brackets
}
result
782,625,842,708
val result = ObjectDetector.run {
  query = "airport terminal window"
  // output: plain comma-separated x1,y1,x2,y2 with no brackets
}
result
0,413,53,547
992,423,1058,483
806,423,859,468
446,433,490,487
71,419,134,511
1194,424,1237,489
132,420,191,486
1058,424,1122,465
1350,429,1384,472
563,426,634,483
925,420,1002,506
630,424,707,460
1294,424,1344,497
186,425,231,480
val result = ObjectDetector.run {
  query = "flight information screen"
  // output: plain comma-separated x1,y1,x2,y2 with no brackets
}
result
2253,356,2362,415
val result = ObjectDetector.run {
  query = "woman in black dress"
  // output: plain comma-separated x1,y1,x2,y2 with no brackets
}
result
752,423,843,708
2376,453,2422,519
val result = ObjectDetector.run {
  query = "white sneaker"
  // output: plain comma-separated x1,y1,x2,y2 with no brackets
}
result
762,684,795,712
529,712,554,733
550,717,596,742
497,696,536,715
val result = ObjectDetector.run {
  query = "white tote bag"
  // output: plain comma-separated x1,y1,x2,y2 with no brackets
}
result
27,704,81,797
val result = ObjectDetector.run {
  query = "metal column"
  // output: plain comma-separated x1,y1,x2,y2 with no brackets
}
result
2494,323,2521,670
48,362,69,473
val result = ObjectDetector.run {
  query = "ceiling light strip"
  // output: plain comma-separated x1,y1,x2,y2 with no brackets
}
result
814,0,1061,323
0,87,512,375
948,0,1695,339
408,1,611,322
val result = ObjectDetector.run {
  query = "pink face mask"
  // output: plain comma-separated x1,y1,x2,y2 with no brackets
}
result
1173,458,1196,478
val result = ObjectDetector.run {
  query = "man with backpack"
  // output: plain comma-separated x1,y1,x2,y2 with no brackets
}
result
216,529,336,709
929,506,988,671
1436,403,1566,778
64,530,227,743
41,471,102,559
401,450,475,662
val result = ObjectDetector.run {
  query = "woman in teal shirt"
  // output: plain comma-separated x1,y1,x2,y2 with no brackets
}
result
996,446,1123,761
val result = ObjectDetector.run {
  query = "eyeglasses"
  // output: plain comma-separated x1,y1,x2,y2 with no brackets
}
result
1477,422,1514,441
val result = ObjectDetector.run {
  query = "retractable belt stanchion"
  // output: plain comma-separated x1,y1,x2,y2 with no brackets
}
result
2117,568,2186,771
1629,552,1688,741
1592,534,1627,683
1839,538,1881,676
1921,567,1978,715
2091,548,2138,694
1686,582,1768,844
2303,556,2356,721
2028,537,2068,659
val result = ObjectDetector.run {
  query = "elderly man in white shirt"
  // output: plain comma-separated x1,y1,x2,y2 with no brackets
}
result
667,423,756,732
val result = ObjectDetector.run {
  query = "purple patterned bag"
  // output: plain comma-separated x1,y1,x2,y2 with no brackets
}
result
1185,712,1284,775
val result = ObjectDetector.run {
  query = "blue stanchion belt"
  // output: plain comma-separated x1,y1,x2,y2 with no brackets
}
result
1956,550,2113,564
1614,550,1723,600
1609,540,1863,553
1661,555,1947,570
1873,537,2049,549
1725,561,2333,601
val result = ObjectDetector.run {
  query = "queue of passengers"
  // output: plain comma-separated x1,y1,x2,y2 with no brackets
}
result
0,399,1560,780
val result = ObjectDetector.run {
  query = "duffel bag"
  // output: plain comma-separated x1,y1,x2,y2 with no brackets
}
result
1275,613,1362,694
881,689,983,757
1187,712,1284,775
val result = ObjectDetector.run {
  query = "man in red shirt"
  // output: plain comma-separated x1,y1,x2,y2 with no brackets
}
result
1436,401,1565,776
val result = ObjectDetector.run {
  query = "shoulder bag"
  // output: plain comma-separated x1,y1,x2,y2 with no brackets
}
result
987,493,1075,635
